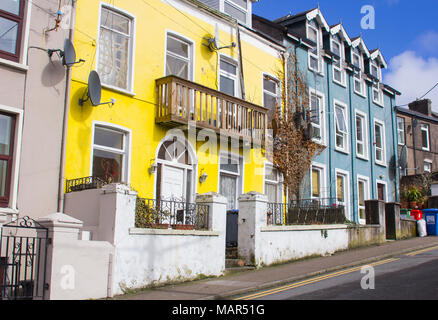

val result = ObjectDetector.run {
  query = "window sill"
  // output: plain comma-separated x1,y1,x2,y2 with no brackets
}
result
373,99,384,108
0,57,28,72
308,66,324,77
0,207,19,215
333,78,347,88
335,147,350,155
356,154,369,162
422,148,430,152
101,83,136,97
375,160,387,168
354,90,367,99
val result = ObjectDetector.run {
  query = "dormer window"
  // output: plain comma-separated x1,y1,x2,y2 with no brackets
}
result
352,50,361,69
370,61,380,80
223,0,248,24
352,48,365,96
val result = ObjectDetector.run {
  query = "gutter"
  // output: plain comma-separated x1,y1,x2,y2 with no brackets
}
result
57,0,76,212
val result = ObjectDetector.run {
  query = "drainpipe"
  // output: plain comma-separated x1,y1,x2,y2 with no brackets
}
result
347,73,357,222
390,96,399,202
411,115,418,176
236,22,245,100
57,0,77,212
326,59,333,200
367,83,375,198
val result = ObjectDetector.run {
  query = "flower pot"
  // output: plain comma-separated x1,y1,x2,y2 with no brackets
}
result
150,223,170,229
172,224,194,230
409,202,417,209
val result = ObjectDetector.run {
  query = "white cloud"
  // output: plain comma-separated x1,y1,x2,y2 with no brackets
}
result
384,51,438,111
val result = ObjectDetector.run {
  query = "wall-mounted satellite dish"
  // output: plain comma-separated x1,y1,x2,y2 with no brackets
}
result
203,24,236,52
79,70,116,107
48,39,85,67
399,145,407,170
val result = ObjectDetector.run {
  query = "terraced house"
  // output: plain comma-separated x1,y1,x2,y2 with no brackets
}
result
252,7,401,224
63,0,285,230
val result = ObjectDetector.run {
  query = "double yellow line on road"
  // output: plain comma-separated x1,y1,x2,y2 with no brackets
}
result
405,245,438,257
235,258,399,300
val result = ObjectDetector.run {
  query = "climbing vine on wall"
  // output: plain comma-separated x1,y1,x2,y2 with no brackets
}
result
270,51,326,200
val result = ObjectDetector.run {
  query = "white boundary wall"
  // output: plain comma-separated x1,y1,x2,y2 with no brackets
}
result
64,184,228,296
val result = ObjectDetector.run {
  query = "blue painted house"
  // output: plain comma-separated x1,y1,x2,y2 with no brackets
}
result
252,8,401,224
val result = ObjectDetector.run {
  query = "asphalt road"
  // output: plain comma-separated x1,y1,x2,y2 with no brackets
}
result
235,246,438,300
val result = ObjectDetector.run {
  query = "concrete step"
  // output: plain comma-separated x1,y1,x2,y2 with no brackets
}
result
225,258,245,268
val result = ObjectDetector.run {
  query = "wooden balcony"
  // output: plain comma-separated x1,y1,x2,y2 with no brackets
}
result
156,76,268,144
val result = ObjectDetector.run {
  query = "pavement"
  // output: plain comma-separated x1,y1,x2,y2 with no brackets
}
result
113,236,438,300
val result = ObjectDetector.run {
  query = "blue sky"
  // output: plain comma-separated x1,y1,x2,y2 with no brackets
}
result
253,0,438,108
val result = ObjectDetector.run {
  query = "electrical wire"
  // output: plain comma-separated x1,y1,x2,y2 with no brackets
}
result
397,80,438,107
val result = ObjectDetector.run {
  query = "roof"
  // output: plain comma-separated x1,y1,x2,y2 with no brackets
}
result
396,107,438,123
330,23,352,46
274,7,330,32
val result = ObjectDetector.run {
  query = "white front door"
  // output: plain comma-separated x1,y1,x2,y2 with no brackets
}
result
161,165,185,200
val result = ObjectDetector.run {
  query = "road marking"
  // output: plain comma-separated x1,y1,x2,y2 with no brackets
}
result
234,258,399,300
405,245,438,257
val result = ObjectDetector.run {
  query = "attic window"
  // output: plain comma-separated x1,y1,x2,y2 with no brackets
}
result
224,0,248,24
371,62,380,80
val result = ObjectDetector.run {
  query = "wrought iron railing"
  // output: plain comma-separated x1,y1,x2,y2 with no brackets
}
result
135,198,210,230
267,198,346,226
65,176,108,193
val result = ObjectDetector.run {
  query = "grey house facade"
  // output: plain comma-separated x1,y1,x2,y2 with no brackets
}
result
0,0,74,222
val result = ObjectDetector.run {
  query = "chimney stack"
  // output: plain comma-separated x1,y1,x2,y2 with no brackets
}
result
408,99,432,116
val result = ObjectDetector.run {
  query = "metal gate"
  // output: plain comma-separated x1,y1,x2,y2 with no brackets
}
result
0,216,49,300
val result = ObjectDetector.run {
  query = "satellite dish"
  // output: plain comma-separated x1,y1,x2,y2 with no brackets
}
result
79,71,116,107
399,145,408,170
47,38,85,67
203,24,236,52
62,39,77,67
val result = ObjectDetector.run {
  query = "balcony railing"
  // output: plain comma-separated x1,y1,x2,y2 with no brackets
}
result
135,198,210,230
65,176,108,193
267,198,346,226
156,75,268,144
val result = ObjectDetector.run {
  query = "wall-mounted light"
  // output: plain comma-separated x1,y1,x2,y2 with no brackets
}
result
149,161,157,175
199,171,208,184
379,175,385,179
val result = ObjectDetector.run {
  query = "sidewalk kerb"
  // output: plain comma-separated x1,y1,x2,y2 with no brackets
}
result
201,240,438,300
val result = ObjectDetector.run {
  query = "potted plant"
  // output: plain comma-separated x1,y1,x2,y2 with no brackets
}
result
135,198,170,229
171,224,194,230
407,187,422,209
400,188,409,209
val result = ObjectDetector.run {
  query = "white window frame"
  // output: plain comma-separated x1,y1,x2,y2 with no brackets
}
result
355,110,369,161
309,88,325,145
311,162,327,201
222,0,249,25
219,54,240,98
376,180,388,202
218,151,244,210
263,162,283,204
334,100,349,154
307,22,322,74
262,73,281,115
165,31,194,81
90,121,132,184
352,50,366,97
335,168,350,221
372,83,384,106
357,174,370,225
96,3,136,94
331,38,346,87
0,104,23,214
374,119,386,166
424,159,432,173
370,61,381,80
397,117,405,146
421,124,430,151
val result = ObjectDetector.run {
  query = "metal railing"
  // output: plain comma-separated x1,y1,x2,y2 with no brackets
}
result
267,198,346,226
135,198,210,230
65,176,108,193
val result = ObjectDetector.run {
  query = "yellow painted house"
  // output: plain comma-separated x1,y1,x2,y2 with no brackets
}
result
64,0,285,211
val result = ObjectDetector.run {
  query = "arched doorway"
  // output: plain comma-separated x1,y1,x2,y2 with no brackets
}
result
155,135,197,203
